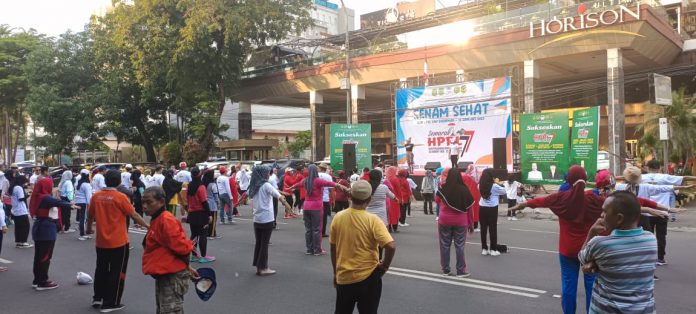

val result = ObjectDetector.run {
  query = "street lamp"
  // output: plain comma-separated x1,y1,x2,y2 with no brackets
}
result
339,0,351,124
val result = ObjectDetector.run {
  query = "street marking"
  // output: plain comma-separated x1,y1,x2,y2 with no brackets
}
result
388,271,541,298
390,267,547,294
509,228,559,234
465,242,557,254
553,294,561,298
0,258,13,264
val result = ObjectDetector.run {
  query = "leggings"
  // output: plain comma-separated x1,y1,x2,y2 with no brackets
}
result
12,214,30,243
60,196,72,231
189,223,208,257
422,193,434,214
76,204,87,236
479,205,498,251
399,204,409,224
293,190,302,209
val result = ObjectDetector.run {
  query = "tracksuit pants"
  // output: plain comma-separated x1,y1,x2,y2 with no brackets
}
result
94,244,130,307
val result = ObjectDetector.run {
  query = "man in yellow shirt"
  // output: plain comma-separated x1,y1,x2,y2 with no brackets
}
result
330,180,396,314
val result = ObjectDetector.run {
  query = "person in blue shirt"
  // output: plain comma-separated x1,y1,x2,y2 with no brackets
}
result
478,169,508,257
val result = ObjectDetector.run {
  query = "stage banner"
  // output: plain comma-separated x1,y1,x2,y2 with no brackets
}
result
329,123,372,171
520,111,570,184
395,77,512,175
570,106,600,181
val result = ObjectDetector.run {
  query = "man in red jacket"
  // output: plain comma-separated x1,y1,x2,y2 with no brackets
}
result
141,186,199,313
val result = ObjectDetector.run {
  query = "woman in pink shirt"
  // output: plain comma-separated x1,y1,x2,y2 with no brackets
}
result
289,165,348,255
435,168,475,277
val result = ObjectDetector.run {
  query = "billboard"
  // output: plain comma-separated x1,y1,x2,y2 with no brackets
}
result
395,77,512,175
329,123,372,171
519,111,570,184
360,0,436,29
570,107,600,182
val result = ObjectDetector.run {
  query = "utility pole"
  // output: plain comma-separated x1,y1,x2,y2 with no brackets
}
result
340,0,351,124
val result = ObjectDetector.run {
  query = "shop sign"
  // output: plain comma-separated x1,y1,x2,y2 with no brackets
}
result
530,3,640,38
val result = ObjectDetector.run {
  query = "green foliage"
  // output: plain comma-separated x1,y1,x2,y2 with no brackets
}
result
182,140,206,165
161,141,182,165
638,88,696,163
288,130,311,158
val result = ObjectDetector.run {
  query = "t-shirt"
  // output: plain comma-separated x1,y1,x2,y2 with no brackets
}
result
319,172,333,202
174,170,192,183
436,193,474,227
252,182,282,223
237,171,250,190
216,175,232,196
187,185,208,212
121,171,132,189
298,178,336,210
152,173,165,187
448,145,460,156
206,183,218,212
503,181,521,199
615,183,674,216
11,186,28,216
641,173,683,207
366,184,394,225
578,228,657,314
29,174,39,186
479,184,507,207
330,208,394,285
89,189,135,248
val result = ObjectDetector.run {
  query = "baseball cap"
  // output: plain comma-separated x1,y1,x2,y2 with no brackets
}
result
194,267,217,301
125,164,133,169
219,166,227,174
80,169,90,175
350,180,372,201
98,165,107,171
179,162,187,168
595,170,615,190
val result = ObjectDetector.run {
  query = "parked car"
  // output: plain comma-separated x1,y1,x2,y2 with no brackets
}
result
196,161,231,178
94,163,126,171
597,151,610,171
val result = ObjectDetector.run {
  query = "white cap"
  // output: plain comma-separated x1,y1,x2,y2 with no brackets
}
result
125,164,133,169
80,169,90,175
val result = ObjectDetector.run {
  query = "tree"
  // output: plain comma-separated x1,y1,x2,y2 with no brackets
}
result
24,31,99,155
182,140,206,165
288,130,311,158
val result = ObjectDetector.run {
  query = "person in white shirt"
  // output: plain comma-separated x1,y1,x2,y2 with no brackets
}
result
349,169,360,183
11,175,33,248
216,166,234,224
151,165,165,187
58,171,76,233
174,162,192,184
478,169,508,256
29,166,40,187
527,163,543,181
236,165,251,202
0,199,7,271
448,143,461,168
318,163,334,237
120,164,133,189
74,169,93,240
503,175,522,221
641,159,696,222
91,166,107,192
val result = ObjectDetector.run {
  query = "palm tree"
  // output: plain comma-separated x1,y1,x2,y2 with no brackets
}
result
637,87,696,171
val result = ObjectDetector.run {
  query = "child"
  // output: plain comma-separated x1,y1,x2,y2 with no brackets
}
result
141,186,199,313
503,175,522,221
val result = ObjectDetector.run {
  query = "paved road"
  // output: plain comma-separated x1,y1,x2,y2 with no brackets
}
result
1,202,695,313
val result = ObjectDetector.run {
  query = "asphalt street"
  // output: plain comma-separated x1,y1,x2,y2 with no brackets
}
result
1,202,695,314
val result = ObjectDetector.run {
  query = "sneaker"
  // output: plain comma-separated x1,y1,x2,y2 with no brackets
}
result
442,272,451,277
78,236,88,241
456,272,471,278
258,269,276,276
507,217,512,221
656,259,668,266
481,249,489,256
17,243,33,249
31,283,38,288
64,229,76,233
92,300,103,309
490,250,501,257
305,250,313,255
403,223,410,227
474,228,480,232
0,266,7,272
190,256,200,263
313,250,327,256
653,275,660,281
511,217,518,221
35,281,59,291
219,221,226,225
435,217,439,221
196,256,215,263
100,304,125,313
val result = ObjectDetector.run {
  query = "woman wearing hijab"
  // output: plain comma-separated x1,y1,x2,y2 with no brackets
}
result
333,170,350,213
478,169,508,257
29,175,78,290
74,169,93,241
462,166,481,231
130,170,146,225
366,169,396,227
58,171,75,233
397,169,413,227
249,166,292,275
184,167,215,263
421,170,435,215
436,168,475,277
508,165,666,314
289,165,348,255
384,166,403,232
10,174,32,248
202,170,221,239
162,170,182,216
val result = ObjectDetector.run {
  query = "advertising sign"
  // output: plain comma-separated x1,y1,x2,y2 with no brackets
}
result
529,3,640,38
329,124,372,171
395,77,512,175
520,111,570,184
360,0,436,29
570,107,600,181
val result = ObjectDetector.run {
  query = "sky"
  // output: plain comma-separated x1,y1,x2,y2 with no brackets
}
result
0,0,465,37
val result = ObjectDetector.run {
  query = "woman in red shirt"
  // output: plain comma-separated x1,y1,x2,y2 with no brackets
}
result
184,168,214,263
384,167,403,233
397,169,412,227
333,171,350,213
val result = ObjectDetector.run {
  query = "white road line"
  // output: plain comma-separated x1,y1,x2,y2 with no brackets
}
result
390,267,547,294
509,228,559,234
0,258,13,264
465,242,557,254
388,271,541,298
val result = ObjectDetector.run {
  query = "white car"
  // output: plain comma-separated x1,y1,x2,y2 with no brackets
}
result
597,151,610,171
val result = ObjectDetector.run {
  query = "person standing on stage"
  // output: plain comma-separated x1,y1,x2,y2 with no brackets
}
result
448,142,461,168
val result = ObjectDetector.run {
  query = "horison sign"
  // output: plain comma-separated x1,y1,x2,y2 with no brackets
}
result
529,3,641,38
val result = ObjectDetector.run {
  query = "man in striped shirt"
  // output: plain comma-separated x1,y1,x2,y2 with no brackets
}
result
579,190,657,314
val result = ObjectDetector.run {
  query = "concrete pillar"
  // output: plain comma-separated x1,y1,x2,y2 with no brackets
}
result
238,101,252,140
524,60,539,113
310,91,323,162
607,48,626,176
350,85,365,124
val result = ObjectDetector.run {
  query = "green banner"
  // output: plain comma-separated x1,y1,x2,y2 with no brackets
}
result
520,111,570,184
329,124,372,171
570,107,600,182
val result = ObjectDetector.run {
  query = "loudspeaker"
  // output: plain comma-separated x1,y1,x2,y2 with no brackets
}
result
424,162,441,171
343,143,356,173
492,138,507,170
457,161,472,170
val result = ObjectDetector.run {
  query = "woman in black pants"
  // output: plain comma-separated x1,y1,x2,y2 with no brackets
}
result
421,170,435,214
10,175,32,248
477,169,508,257
185,168,215,264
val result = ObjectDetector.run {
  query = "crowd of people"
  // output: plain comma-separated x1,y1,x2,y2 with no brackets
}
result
0,157,691,313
